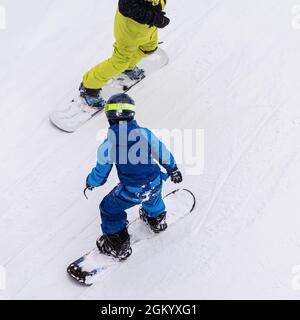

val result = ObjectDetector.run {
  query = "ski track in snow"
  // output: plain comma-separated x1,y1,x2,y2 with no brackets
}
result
1,0,300,299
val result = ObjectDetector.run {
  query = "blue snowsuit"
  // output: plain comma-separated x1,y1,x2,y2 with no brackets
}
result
87,120,177,234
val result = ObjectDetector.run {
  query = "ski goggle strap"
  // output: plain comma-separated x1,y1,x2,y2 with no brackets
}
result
105,103,136,112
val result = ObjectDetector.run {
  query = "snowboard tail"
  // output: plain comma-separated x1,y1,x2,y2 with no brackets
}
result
67,188,196,286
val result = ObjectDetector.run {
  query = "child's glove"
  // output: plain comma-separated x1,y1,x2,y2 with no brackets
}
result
168,168,183,184
153,12,170,28
83,179,94,200
86,183,94,191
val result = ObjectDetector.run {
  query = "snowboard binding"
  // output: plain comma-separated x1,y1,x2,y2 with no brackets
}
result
96,228,132,261
79,83,106,108
116,67,146,91
139,207,168,233
67,261,97,286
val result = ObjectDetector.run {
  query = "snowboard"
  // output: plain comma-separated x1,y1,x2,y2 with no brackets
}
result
50,48,169,133
67,188,196,286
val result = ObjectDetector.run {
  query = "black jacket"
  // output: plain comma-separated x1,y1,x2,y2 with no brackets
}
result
119,0,166,26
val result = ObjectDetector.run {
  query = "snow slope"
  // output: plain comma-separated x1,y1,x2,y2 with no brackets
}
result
1,0,300,299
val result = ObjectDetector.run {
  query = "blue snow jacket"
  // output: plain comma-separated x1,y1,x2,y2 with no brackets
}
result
87,120,177,188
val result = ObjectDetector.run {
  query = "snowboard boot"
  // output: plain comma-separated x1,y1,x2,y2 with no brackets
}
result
79,83,106,108
139,208,168,233
123,66,145,81
96,227,132,260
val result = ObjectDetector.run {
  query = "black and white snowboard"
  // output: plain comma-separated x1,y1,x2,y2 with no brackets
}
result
67,188,196,286
50,48,169,133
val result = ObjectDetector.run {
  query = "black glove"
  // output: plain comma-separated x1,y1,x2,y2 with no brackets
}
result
168,168,183,184
84,181,94,200
86,183,94,191
152,12,170,29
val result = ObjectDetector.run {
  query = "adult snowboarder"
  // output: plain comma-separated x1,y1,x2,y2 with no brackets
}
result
85,93,183,260
79,0,170,108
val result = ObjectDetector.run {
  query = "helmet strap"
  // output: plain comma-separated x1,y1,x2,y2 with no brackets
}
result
108,117,134,126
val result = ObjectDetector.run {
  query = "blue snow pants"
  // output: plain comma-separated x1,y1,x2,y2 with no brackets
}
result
100,174,166,234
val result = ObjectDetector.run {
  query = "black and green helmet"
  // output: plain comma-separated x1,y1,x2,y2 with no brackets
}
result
105,93,136,121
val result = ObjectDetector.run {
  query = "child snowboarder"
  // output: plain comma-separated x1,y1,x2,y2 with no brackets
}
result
79,0,170,108
85,93,183,260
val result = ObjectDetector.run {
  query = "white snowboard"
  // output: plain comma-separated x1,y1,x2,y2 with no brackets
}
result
50,48,169,133
67,188,196,286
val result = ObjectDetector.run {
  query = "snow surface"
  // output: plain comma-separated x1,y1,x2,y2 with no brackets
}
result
1,0,300,299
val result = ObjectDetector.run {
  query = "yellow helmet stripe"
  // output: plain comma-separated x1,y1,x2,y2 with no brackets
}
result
105,103,136,112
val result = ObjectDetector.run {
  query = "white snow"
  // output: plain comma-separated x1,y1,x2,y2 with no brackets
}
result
1,0,300,299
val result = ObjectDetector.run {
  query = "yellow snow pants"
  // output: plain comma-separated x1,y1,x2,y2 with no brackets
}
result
82,10,159,89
